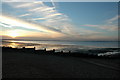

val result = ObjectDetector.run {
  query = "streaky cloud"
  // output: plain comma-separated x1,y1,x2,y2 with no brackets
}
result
106,15,120,24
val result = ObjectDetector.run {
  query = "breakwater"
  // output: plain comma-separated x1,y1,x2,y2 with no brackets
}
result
2,47,120,58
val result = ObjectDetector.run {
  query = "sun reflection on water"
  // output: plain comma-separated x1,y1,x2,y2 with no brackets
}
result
2,41,73,52
2,41,25,48
2,40,98,52
9,43,19,48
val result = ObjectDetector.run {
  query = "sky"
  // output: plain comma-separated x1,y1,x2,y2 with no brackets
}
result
0,1,119,41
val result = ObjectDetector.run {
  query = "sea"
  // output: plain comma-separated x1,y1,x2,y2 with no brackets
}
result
1,40,119,52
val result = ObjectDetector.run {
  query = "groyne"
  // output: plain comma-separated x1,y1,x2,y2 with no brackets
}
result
2,47,120,58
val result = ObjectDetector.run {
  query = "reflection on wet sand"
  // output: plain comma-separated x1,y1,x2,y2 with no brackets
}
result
2,42,74,52
2,42,26,48
7,43,19,48
2,40,92,52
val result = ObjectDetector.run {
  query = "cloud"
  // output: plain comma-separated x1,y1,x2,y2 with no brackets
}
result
51,0,56,7
52,33,118,41
28,17,46,20
5,1,73,35
83,15,119,31
99,25,118,31
19,13,31,17
106,15,120,24
2,1,118,41
82,24,99,27
83,24,118,31
16,3,33,8
0,22,12,28
0,15,62,34
45,13,63,18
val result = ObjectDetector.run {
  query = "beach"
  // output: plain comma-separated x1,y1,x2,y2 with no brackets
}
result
1,1,119,79
2,50,120,78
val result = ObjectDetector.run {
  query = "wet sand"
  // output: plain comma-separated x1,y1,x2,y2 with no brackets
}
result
2,51,120,78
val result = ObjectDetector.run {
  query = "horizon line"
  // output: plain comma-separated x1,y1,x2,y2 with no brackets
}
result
1,39,120,42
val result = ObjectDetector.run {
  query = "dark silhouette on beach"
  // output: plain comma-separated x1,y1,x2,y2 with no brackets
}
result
2,46,120,59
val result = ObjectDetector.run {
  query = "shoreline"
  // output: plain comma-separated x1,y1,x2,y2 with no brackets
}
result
2,40,119,49
2,47,120,58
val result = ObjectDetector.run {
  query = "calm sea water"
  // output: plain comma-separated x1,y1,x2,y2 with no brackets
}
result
2,40,119,52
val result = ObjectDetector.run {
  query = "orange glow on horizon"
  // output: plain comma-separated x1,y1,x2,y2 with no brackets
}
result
7,30,20,38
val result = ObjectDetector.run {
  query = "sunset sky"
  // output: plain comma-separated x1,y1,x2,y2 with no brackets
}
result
0,1,119,41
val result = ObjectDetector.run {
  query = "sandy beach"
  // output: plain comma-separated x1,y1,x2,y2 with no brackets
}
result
2,50,120,78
